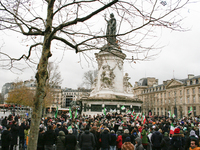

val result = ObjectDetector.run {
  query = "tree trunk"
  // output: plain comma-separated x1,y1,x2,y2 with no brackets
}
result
27,1,54,150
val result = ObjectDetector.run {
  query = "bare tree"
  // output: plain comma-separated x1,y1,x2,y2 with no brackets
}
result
82,70,97,88
0,0,193,149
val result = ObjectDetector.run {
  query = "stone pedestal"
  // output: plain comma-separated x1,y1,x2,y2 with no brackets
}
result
80,45,142,115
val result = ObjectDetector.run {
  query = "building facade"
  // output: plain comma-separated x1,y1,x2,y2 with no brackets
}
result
133,74,200,118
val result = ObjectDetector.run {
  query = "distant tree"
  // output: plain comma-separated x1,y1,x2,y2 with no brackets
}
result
0,93,4,104
82,70,98,89
0,0,193,149
6,82,35,106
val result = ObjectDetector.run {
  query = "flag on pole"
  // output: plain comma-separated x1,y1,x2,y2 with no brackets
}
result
131,109,135,117
142,114,146,124
126,110,131,115
172,114,175,118
103,108,107,116
121,105,125,110
170,123,175,134
188,106,192,115
134,113,139,121
69,107,72,119
168,110,171,118
74,109,78,118
55,106,58,118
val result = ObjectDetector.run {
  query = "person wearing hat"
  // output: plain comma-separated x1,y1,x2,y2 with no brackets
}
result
170,128,184,150
160,132,170,150
122,137,135,150
185,130,199,150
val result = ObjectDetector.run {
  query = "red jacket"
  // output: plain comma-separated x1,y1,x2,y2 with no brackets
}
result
116,135,123,148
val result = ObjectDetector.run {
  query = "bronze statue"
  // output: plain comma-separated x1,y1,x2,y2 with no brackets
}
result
105,13,117,45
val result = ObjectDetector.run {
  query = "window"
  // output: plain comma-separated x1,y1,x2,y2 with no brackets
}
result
193,96,196,103
169,99,170,103
165,93,166,97
193,88,195,94
174,91,176,96
187,89,189,95
157,108,159,115
169,92,170,97
165,99,166,104
187,97,190,103
180,90,182,95
180,97,182,104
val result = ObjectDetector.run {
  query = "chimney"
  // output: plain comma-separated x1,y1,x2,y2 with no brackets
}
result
188,74,194,79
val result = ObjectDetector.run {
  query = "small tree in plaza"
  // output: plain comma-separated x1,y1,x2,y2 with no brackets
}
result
0,0,193,149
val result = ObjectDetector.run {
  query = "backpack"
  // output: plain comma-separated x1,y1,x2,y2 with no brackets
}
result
173,137,182,148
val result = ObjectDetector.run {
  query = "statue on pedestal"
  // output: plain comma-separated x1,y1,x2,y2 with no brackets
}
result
105,13,117,45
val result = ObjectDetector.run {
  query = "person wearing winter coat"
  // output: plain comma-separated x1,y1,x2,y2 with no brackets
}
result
100,128,111,150
37,128,45,150
65,129,77,150
10,121,19,150
122,129,131,144
110,130,117,150
116,131,123,150
43,125,57,150
122,137,135,150
135,137,144,150
1,125,12,150
170,128,185,150
151,127,163,150
161,132,170,150
79,126,95,150
185,130,199,150
141,125,149,150
56,131,65,150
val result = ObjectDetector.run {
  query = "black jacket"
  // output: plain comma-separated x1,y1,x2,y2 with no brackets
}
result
100,129,111,148
1,130,12,147
65,133,77,150
37,132,45,148
80,130,95,148
44,129,57,145
151,131,163,147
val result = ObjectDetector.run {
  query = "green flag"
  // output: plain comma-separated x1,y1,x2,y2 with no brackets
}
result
121,105,125,110
126,110,131,114
188,106,192,115
103,108,107,115
69,107,72,119
55,106,58,118
172,114,175,118
75,109,78,118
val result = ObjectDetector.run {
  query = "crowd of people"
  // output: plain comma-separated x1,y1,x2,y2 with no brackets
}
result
0,112,200,150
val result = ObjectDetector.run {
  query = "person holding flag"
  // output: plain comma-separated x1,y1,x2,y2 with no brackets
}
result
55,106,58,118
142,114,146,125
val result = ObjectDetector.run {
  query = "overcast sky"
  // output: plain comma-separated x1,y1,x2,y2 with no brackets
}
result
0,1,200,91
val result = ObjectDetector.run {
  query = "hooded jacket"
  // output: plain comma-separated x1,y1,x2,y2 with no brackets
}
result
151,131,163,147
56,131,66,150
65,132,77,150
80,130,95,148
135,137,144,150
100,128,111,148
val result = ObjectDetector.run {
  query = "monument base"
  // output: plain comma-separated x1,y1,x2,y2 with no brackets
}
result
79,97,142,116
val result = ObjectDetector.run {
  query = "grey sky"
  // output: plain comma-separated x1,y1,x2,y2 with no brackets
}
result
0,1,200,91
